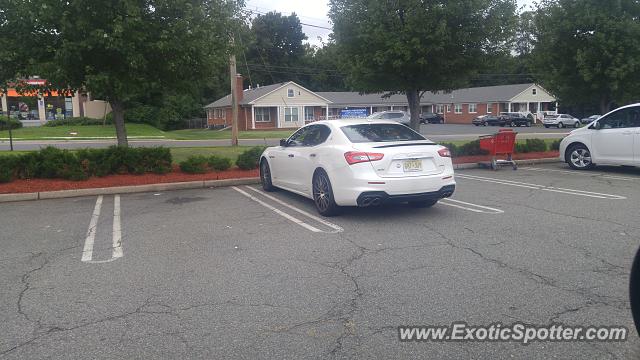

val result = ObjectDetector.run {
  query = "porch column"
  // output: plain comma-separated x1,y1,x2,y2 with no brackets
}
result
390,105,394,111
299,106,303,128
508,102,512,112
370,106,373,115
326,105,329,120
251,105,256,130
526,102,530,114
72,91,81,117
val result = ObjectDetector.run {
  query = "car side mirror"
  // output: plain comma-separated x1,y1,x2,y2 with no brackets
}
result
279,139,288,147
590,121,601,130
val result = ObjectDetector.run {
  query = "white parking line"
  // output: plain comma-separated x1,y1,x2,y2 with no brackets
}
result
81,195,103,262
82,195,125,263
112,195,123,259
439,198,504,214
232,186,323,233
521,167,637,181
245,186,343,233
457,174,626,200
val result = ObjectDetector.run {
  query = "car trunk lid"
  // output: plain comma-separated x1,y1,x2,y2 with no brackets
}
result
351,141,445,178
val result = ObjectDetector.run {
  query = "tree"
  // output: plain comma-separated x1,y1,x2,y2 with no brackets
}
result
329,0,517,130
245,11,308,86
2,0,242,146
532,0,640,114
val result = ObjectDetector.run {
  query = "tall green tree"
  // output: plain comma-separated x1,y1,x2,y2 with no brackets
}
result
532,0,640,114
2,0,242,146
245,11,308,86
329,0,517,129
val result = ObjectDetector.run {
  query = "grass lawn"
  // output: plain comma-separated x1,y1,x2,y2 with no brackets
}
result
0,146,254,165
167,129,295,140
0,124,165,140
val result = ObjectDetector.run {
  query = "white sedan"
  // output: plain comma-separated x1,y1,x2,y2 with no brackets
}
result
259,119,456,216
560,103,640,170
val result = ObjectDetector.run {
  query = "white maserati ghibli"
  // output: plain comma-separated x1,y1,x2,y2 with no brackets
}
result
259,119,456,216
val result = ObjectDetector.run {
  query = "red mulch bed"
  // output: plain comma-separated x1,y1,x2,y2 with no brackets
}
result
453,151,559,165
0,166,259,194
0,151,559,195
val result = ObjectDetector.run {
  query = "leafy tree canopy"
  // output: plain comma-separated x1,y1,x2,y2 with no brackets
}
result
532,0,640,114
329,0,517,129
1,0,243,145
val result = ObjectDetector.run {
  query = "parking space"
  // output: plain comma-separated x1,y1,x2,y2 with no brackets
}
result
1,163,639,358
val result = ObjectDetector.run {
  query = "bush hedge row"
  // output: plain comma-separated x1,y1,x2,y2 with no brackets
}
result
0,146,172,183
179,155,232,174
0,116,23,131
440,139,555,157
43,117,111,127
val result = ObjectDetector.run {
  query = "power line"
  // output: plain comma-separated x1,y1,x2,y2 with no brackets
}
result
242,9,332,30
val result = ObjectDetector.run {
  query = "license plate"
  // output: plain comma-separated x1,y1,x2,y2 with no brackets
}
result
403,159,422,172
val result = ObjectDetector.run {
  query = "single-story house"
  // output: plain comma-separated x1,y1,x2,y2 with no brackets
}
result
204,75,557,129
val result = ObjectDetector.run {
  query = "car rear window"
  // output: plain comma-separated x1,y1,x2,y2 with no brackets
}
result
340,123,426,143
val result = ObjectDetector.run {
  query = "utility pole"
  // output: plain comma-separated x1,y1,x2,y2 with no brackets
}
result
229,38,239,147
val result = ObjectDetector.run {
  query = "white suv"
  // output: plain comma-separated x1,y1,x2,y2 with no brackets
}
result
368,111,411,126
544,114,580,128
559,104,640,169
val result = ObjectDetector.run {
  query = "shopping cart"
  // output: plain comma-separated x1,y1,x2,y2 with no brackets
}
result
478,129,518,170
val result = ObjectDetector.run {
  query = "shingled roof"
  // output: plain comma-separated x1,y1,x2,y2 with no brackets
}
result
205,83,539,108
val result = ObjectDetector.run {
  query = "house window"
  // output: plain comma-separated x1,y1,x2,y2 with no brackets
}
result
255,108,271,122
454,104,462,114
435,104,443,114
532,88,537,95
487,103,493,113
284,107,299,122
214,108,226,118
304,107,315,121
468,103,477,113
446,104,451,113
287,89,295,98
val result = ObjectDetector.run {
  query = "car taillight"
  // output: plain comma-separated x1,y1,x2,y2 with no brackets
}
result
344,151,385,165
438,148,451,158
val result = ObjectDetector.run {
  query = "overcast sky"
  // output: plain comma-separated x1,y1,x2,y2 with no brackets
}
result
246,0,537,46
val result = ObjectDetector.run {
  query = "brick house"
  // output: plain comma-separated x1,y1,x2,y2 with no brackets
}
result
204,76,557,129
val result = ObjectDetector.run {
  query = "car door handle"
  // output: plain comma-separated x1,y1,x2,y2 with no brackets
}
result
310,154,316,158
623,131,634,135
288,154,294,157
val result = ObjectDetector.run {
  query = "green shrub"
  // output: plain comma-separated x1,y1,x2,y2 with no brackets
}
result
0,156,17,183
236,146,266,170
515,139,547,153
180,156,209,174
43,117,110,127
208,155,232,171
0,116,23,130
550,139,562,151
439,140,488,157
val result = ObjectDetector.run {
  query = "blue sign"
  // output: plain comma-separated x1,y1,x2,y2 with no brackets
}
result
340,108,368,118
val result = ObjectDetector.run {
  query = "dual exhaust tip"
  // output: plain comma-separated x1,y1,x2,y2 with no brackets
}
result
360,196,383,207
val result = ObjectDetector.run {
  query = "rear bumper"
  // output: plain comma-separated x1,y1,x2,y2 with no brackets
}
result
356,185,455,207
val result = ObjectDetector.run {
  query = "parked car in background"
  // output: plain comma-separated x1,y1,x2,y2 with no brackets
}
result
499,112,533,127
420,112,444,124
260,119,456,216
559,103,640,169
472,115,504,126
580,114,601,124
543,114,580,128
368,110,411,126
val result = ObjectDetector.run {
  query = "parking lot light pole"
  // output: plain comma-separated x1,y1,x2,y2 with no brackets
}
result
5,109,13,151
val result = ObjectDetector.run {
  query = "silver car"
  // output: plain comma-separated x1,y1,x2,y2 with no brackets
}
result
368,110,411,125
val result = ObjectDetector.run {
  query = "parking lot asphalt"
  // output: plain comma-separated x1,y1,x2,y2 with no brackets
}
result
1,163,639,359
0,124,569,151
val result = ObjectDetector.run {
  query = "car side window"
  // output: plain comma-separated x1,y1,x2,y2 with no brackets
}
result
302,124,332,146
600,107,640,129
389,113,403,119
287,127,312,146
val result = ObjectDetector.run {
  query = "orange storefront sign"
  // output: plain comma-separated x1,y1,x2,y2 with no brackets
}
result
1,89,72,97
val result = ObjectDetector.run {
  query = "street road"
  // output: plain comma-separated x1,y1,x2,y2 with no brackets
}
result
1,163,638,358
0,124,570,151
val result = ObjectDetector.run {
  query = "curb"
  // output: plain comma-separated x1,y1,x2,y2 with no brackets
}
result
0,177,260,204
0,157,562,204
453,157,560,170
